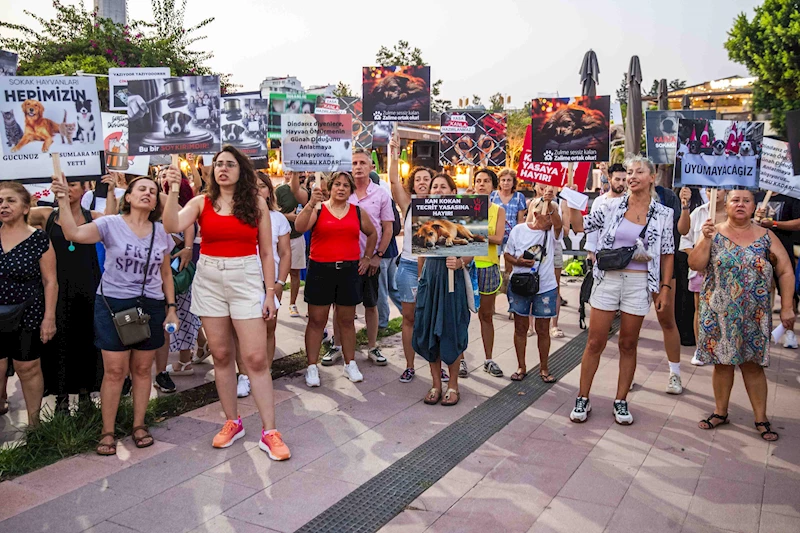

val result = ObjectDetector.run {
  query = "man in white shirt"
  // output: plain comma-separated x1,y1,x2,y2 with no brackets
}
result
585,163,627,263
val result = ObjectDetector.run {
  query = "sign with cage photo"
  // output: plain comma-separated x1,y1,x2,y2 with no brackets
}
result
440,111,506,167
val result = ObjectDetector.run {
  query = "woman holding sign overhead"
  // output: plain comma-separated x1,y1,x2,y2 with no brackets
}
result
567,155,675,426
690,189,795,442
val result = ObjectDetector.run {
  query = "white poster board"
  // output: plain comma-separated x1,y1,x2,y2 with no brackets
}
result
281,113,352,171
108,67,171,111
101,112,150,176
759,137,800,199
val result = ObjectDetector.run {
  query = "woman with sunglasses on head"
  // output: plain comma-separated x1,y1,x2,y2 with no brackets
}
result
52,174,176,454
162,146,289,461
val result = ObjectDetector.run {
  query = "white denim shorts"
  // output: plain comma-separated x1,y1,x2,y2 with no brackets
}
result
290,236,307,270
589,270,651,317
191,255,264,320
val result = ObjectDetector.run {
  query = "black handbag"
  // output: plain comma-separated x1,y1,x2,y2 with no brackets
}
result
596,215,651,271
510,231,548,297
0,295,35,333
100,225,155,347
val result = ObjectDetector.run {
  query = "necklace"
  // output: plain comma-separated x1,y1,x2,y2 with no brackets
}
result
328,203,348,218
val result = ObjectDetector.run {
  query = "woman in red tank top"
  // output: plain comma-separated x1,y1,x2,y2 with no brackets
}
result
295,172,377,387
162,146,290,461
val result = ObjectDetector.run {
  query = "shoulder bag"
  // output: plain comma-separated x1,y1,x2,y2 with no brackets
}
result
509,231,548,297
596,214,651,271
100,225,155,346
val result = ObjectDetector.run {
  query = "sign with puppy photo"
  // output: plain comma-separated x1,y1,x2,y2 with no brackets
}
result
101,112,149,176
108,67,171,111
220,92,268,156
127,75,221,156
314,96,374,150
530,96,610,163
759,137,800,199
410,195,489,257
674,118,764,188
281,114,352,171
440,111,507,167
0,75,103,157
645,110,716,164
363,66,431,122
0,51,17,77
516,125,591,191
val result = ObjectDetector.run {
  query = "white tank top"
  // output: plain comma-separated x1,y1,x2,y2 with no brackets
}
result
401,209,415,261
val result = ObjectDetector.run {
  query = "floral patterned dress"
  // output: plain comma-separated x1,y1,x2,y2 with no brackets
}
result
697,232,772,367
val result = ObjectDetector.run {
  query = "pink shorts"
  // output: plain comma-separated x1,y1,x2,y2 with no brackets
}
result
688,274,704,293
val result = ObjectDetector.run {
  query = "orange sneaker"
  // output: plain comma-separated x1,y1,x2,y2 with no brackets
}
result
260,429,291,461
212,417,244,448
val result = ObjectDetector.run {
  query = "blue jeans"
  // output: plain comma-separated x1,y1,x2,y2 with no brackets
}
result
378,257,400,328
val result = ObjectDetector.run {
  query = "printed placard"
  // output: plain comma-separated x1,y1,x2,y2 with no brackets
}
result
410,195,489,257
267,93,316,141
516,125,590,190
530,96,610,163
220,92,268,156
674,118,764,188
108,67,171,111
759,137,800,199
314,95,373,150
440,111,506,167
0,51,18,77
363,66,431,122
101,112,149,176
281,114,352,171
645,110,716,164
0,76,103,156
127,75,221,156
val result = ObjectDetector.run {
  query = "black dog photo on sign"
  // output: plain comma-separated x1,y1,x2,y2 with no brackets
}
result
363,66,431,122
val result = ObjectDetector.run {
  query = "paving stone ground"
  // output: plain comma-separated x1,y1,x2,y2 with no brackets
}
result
1,281,798,533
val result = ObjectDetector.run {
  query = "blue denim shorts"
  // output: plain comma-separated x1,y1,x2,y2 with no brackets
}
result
94,295,166,352
508,287,558,318
395,258,419,304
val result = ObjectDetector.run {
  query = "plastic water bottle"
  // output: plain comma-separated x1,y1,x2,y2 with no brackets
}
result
296,203,303,214
165,323,178,334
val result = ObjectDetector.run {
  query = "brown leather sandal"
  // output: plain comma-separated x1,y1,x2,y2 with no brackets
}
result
132,425,154,449
441,388,460,406
96,432,117,456
424,388,441,405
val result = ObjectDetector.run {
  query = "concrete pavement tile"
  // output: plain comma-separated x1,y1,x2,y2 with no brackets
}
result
180,401,259,425
526,496,615,533
409,452,503,514
515,437,593,473
427,512,523,533
605,484,691,533
528,409,610,448
374,374,439,398
767,435,800,472
759,512,800,533
13,455,124,500
223,471,358,532
187,515,280,533
587,432,651,467
680,518,741,533
202,445,297,490
479,458,574,506
701,444,767,486
686,477,763,533
762,467,800,518
378,509,441,533
334,390,419,424
0,481,51,522
557,458,638,507
444,483,546,532
0,483,143,533
271,394,341,431
81,438,176,467
630,447,704,496
149,417,222,446
653,421,713,458
82,523,139,533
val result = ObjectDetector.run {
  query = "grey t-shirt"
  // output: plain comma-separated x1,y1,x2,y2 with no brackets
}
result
94,215,172,300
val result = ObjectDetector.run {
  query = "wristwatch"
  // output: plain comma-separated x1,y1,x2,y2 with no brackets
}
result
376,250,385,258
167,303,177,309
276,280,286,286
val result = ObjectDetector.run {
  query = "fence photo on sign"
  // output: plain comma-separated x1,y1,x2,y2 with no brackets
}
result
410,195,489,257
530,95,610,163
267,93,316,141
127,75,221,156
516,125,591,190
281,114,352,172
759,138,800,200
108,67,171,112
314,95,373,150
0,51,17,76
363,66,431,122
220,92,268,156
101,112,149,176
645,110,716,164
674,118,764,188
440,111,507,167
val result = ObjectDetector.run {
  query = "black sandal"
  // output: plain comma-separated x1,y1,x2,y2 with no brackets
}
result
698,413,729,430
132,425,154,448
755,421,779,442
540,372,557,383
96,432,117,456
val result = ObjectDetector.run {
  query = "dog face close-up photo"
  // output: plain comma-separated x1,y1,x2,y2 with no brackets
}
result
75,97,96,143
658,112,684,136
541,105,608,142
222,123,245,142
371,73,428,106
163,111,192,136
711,139,727,156
738,140,754,156
412,219,486,249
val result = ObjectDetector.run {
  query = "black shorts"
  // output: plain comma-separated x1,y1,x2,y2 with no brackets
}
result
304,260,363,307
0,328,44,362
360,268,380,308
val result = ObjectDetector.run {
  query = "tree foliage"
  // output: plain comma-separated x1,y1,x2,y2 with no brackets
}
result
488,92,506,112
375,40,451,117
617,73,628,106
669,79,687,91
333,81,353,97
505,102,531,168
726,0,800,137
0,0,231,110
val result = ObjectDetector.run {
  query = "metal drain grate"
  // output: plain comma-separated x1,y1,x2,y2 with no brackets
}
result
296,319,621,533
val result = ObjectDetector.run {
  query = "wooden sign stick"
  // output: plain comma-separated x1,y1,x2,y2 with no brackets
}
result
171,154,180,169
709,189,717,224
52,154,65,198
448,268,455,293
756,190,773,223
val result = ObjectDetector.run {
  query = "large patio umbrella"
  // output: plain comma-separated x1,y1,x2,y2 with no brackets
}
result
657,79,669,110
579,50,599,97
624,56,643,156
681,94,691,110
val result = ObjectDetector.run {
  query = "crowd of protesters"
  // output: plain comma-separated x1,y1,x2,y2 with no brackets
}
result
0,145,794,461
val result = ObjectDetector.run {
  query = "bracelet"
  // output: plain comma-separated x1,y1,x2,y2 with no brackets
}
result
266,287,275,292
166,303,177,309
660,284,672,290
459,258,465,269
276,280,286,286
773,221,778,228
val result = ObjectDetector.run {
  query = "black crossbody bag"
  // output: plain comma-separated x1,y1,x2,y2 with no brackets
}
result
100,225,155,346
510,231,548,297
596,215,651,271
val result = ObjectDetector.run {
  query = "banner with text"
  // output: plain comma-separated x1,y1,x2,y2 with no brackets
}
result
220,92,268,156
530,95,610,163
281,113,352,171
410,194,489,258
516,125,590,190
645,110,716,164
314,96,373,150
759,137,800,199
363,66,431,122
439,111,506,167
108,67,171,111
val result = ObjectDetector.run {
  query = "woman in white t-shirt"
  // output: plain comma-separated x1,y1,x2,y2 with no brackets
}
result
504,198,561,383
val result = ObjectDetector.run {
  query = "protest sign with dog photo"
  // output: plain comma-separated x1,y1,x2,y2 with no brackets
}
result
0,51,17,76
281,114,352,172
645,110,716,164
410,195,489,257
220,92,268,156
674,118,764,188
440,111,506,167
108,67,171,111
267,93,316,141
759,137,800,199
127,75,221,156
363,66,431,122
314,95,373,150
101,112,149,176
530,96,610,163
0,76,103,156
516,125,591,191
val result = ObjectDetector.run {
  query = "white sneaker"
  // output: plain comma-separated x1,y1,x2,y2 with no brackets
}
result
344,360,363,383
320,345,342,367
305,364,321,387
613,400,634,425
666,373,683,395
569,397,591,423
690,350,705,366
236,375,251,398
784,330,798,349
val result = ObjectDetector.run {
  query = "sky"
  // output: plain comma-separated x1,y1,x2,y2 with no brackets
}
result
0,0,762,104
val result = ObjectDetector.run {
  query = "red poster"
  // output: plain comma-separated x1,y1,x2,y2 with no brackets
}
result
517,125,590,191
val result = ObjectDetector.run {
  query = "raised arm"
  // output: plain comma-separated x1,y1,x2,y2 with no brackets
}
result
289,172,309,206
388,133,411,215
295,187,323,234
51,173,102,244
687,219,715,272
163,167,203,234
